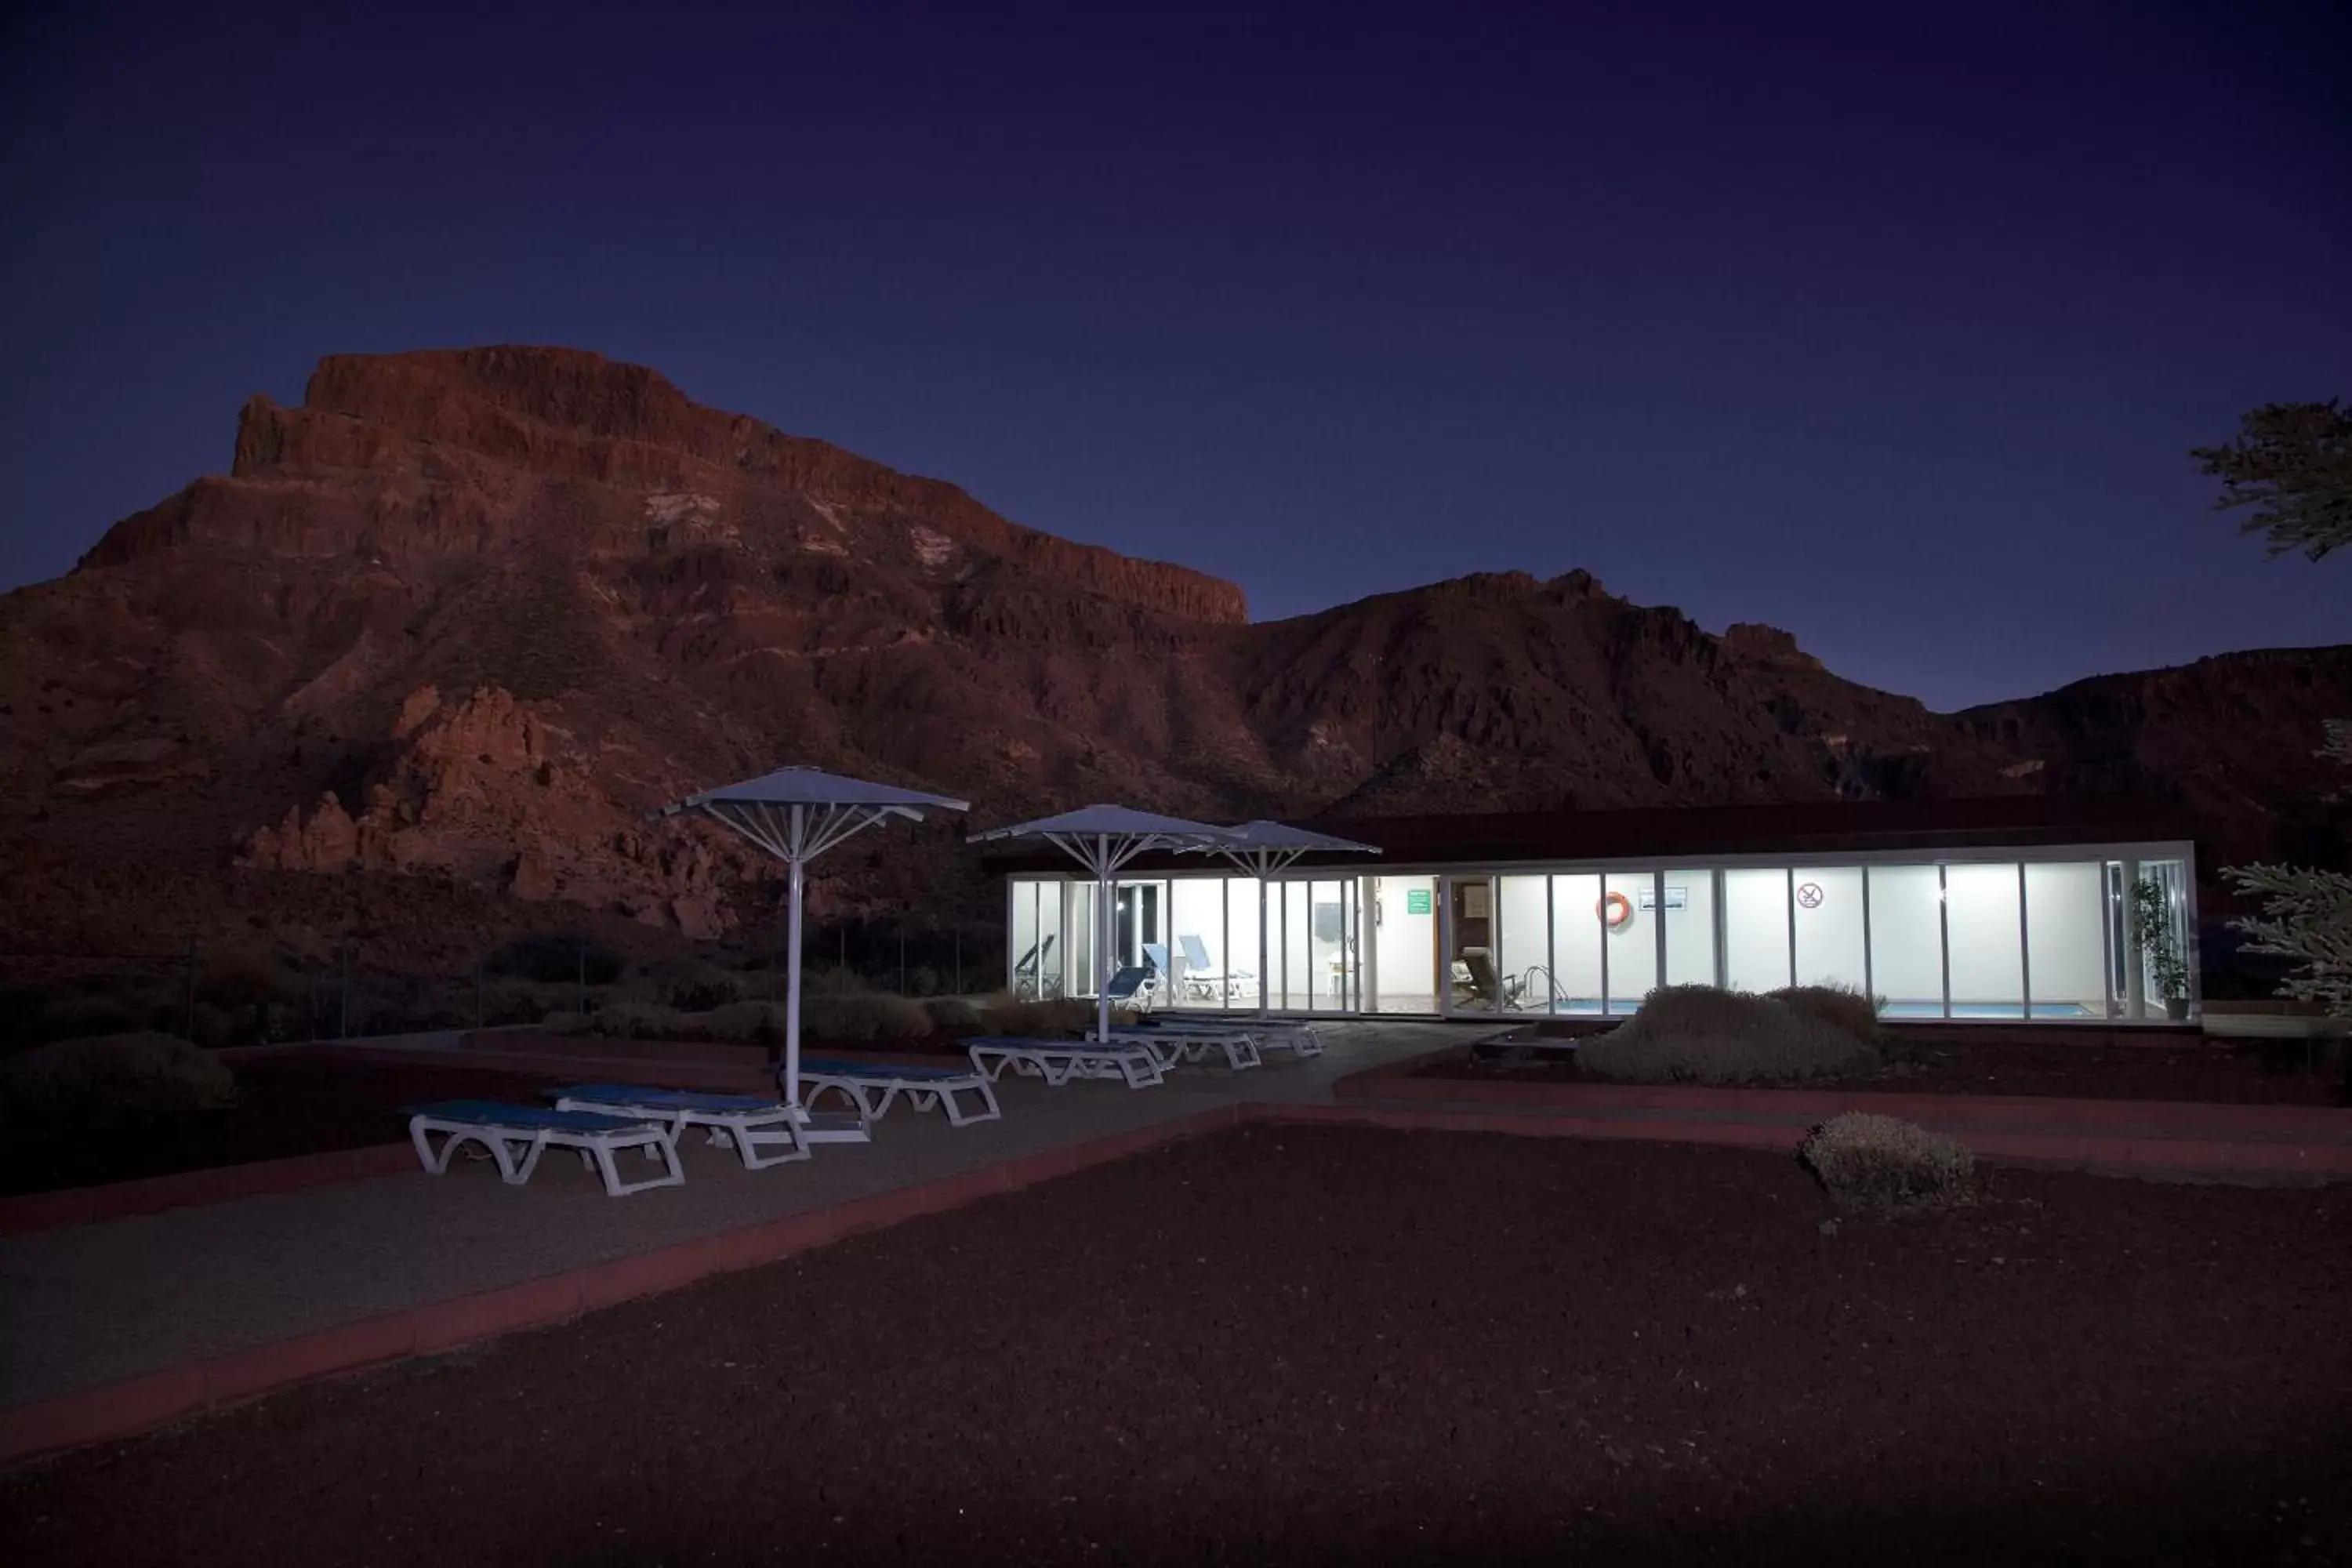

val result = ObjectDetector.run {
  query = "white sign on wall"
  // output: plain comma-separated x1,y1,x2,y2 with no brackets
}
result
1636,886,1689,912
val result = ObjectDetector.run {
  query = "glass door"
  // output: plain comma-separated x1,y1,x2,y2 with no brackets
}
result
1445,875,1506,1013
1366,875,1440,1013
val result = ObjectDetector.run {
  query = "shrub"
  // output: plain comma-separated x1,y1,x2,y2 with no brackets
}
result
978,997,1098,1039
923,996,984,1033
707,1000,786,1044
182,1001,234,1048
1576,985,1878,1084
481,978,568,1027
803,992,934,1043
1800,1113,1975,1209
197,945,295,1009
0,1033,236,1127
647,957,746,1013
488,933,623,986
542,1009,589,1035
583,1000,706,1041
1768,983,1884,1047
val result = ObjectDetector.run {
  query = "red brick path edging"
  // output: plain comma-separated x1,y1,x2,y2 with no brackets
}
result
0,1105,1243,1468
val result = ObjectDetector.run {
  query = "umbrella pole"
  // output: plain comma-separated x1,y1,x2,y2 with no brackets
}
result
785,809,806,1110
1258,857,1271,1020
1097,833,1113,1045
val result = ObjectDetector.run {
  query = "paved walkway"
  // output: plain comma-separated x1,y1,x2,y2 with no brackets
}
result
0,1022,1478,1413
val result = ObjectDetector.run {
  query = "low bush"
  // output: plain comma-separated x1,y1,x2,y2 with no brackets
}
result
1799,1112,1975,1209
647,956,745,1013
542,1009,589,1035
803,992,934,1043
488,933,623,986
1767,983,1882,1047
481,978,569,1027
1576,985,1878,1084
581,1000,708,1042
978,997,1107,1039
0,1033,237,1127
707,1000,785,1044
197,945,296,1010
922,996,985,1033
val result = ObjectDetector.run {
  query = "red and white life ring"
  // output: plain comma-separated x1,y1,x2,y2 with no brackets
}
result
1599,891,1633,930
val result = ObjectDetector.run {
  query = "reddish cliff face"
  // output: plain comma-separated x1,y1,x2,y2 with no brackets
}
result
3,345,2343,956
84,347,1249,626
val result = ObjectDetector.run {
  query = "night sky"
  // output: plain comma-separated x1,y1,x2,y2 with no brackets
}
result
2,2,2345,711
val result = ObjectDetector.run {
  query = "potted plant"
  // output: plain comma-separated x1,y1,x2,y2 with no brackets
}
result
2130,877,2192,1021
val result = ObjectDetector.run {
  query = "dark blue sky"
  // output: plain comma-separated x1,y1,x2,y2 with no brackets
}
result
3,2,2346,710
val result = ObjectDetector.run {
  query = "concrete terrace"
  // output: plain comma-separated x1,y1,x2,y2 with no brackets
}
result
0,1022,1482,1417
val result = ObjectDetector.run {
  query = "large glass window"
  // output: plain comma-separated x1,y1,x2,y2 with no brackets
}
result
1007,877,1065,1000
2024,862,2107,1019
1661,869,1717,989
1307,879,1358,1012
1723,868,1791,993
1068,882,1099,999
1945,862,2024,1018
1791,866,1867,995
1277,881,1314,1011
1497,875,1551,1013
1167,878,1227,1011
1867,865,1945,1018
1548,873,1605,1014
2125,857,2193,1019
1603,871,1659,1012
1368,875,1437,1013
1225,877,1263,1008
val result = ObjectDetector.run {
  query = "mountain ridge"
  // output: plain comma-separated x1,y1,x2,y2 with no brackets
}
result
4,344,2343,958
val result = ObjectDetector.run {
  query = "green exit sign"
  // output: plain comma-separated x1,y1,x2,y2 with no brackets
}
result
1405,888,1432,915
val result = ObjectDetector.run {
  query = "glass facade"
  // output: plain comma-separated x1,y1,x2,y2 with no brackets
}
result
1005,847,2198,1024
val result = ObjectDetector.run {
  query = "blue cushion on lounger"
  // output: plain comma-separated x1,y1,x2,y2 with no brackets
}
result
551,1083,786,1112
403,1101,652,1134
800,1057,973,1080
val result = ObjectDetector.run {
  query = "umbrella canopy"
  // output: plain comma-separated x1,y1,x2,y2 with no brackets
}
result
969,804,1241,1040
655,767,969,1110
1210,822,1381,1017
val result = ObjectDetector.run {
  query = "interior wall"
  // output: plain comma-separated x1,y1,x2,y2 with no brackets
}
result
2024,862,2106,1013
1723,867,1791,993
1791,866,1867,993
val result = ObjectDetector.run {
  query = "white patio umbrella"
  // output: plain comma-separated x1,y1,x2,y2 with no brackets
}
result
652,766,968,1112
1211,821,1381,1015
968,805,1243,1044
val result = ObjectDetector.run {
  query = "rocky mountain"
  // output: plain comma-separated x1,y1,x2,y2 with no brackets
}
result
2,345,2343,960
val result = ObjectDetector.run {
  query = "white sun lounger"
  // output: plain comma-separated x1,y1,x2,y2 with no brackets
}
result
797,1057,1002,1127
550,1083,866,1167
1095,1025,1262,1072
406,1100,684,1196
1142,1017,1328,1058
964,1036,1165,1089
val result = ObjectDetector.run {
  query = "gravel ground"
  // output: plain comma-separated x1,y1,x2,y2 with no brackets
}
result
1432,1033,2349,1105
2,1126,2346,1566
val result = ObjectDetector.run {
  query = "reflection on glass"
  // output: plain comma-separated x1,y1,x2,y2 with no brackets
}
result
1724,868,1791,994
2024,862,2105,1019
1603,870,1658,1014
1791,866,1867,995
1867,866,1944,1018
1944,862,2024,1018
